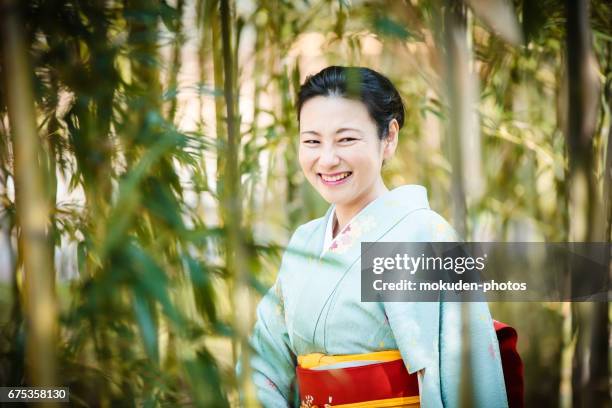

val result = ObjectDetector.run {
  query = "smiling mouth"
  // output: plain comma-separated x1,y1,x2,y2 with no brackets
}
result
319,171,352,184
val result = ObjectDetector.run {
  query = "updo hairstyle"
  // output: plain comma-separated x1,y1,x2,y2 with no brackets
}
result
296,66,405,140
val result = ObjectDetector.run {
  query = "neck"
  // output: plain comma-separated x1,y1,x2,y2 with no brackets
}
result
334,179,388,235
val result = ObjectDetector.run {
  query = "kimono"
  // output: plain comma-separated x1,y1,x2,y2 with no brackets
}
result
250,185,509,407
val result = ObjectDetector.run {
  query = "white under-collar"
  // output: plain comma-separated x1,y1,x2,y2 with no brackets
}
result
322,207,336,256
321,207,359,256
320,185,431,256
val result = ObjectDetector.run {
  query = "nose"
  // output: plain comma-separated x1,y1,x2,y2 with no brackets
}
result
318,144,341,168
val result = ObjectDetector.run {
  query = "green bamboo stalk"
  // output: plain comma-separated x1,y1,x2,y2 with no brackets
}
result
197,0,206,126
212,1,227,196
44,105,59,284
280,67,301,228
441,1,474,406
167,0,185,124
209,0,240,372
192,2,211,205
442,0,468,238
603,50,612,242
605,117,612,242
564,1,608,407
0,158,22,385
1,0,58,392
559,302,573,408
162,0,184,373
124,0,164,370
218,0,257,403
245,20,265,226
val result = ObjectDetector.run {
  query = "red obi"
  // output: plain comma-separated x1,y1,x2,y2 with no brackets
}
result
296,353,419,407
296,321,523,407
493,320,524,408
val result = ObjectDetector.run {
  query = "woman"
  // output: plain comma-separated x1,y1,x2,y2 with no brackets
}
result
249,66,510,407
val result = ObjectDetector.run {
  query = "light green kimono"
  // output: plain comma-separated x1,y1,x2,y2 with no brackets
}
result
249,185,508,407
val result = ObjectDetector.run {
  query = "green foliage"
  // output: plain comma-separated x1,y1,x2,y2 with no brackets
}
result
0,0,610,405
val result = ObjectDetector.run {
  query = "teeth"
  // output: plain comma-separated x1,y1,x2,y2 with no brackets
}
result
321,172,351,182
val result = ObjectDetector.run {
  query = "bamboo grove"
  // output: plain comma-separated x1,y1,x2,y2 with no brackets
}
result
0,0,610,406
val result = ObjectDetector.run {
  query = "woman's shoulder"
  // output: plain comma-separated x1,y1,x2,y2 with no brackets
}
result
276,216,326,275
288,215,326,246
394,208,459,242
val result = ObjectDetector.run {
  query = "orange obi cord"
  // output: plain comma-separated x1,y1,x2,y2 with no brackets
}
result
297,351,420,407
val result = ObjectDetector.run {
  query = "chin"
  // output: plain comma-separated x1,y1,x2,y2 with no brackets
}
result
321,193,353,207
317,192,337,204
310,180,354,205
314,189,339,204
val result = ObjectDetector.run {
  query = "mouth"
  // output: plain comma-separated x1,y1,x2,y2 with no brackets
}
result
318,171,352,186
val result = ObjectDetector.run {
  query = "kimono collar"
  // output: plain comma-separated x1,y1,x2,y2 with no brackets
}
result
317,184,430,255
292,184,431,351
321,184,429,255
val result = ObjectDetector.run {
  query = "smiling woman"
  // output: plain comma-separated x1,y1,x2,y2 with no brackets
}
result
245,67,513,407
298,95,396,236
297,67,403,240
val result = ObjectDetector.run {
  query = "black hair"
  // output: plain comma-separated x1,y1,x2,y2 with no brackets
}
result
297,66,405,139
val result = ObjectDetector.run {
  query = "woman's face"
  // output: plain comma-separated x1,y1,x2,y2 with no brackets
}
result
298,95,396,211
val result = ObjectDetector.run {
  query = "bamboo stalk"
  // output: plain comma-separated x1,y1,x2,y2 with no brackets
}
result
0,161,22,384
167,0,185,124
564,1,608,406
218,0,257,404
604,46,612,243
0,0,58,392
209,0,241,373
212,1,227,192
443,0,468,238
245,15,265,227
441,1,474,406
125,0,165,369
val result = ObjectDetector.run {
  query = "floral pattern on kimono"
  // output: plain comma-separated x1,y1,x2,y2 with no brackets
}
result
247,185,508,408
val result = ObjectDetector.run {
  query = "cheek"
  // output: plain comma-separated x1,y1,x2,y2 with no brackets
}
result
298,148,314,173
352,150,381,170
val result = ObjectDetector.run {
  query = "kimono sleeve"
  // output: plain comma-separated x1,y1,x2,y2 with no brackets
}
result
426,213,508,406
249,278,296,407
385,210,507,407
438,300,509,407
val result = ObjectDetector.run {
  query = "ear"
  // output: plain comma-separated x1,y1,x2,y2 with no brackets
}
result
383,119,399,160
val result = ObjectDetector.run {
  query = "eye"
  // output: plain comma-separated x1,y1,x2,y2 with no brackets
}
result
302,139,320,145
339,137,357,143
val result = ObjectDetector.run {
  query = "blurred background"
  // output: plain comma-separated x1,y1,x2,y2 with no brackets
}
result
0,0,610,406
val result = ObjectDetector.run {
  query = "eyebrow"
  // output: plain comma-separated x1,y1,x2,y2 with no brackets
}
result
336,127,363,135
299,127,363,136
